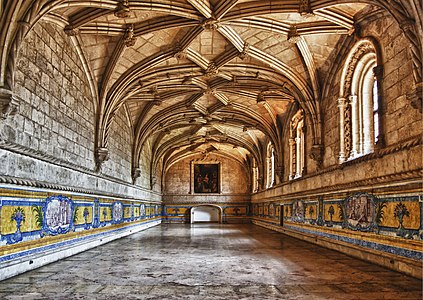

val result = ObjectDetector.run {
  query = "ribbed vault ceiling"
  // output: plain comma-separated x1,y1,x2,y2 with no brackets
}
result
26,0,374,176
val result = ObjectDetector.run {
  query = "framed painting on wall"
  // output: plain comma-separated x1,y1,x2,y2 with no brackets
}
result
193,163,219,193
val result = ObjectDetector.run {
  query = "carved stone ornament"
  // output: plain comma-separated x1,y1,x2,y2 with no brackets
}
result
287,26,301,44
114,0,131,18
204,63,218,78
124,24,136,47
407,83,422,112
64,25,79,36
299,0,313,17
309,144,324,168
95,147,109,172
239,43,250,60
202,18,219,30
0,88,18,121
132,167,141,184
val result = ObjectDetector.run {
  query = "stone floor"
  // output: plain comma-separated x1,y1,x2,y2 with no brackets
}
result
1,224,422,299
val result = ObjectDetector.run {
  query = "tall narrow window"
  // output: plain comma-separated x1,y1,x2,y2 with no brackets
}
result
338,39,382,163
289,109,304,180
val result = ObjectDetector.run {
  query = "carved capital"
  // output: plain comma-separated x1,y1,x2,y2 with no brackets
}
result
95,147,109,172
132,167,141,184
0,88,18,121
337,97,347,108
309,144,324,168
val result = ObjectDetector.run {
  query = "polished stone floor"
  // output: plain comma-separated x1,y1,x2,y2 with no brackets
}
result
1,224,422,299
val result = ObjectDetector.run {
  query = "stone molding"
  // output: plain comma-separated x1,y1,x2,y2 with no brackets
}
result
252,169,422,203
253,134,422,201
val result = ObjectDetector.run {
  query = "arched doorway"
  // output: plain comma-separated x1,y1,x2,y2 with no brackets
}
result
190,205,222,223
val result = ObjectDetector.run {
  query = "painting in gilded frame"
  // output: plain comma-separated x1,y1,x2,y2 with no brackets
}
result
194,164,219,193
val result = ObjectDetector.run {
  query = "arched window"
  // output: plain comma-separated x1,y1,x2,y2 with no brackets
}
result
289,109,305,180
266,142,275,188
338,39,382,163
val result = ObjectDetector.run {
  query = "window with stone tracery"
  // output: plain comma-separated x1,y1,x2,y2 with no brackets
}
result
289,109,305,180
338,39,382,163
266,142,275,188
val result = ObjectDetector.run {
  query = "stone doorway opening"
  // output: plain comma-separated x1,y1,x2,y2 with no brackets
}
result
190,205,222,223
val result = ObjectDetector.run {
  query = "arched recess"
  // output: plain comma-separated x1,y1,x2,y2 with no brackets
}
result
190,205,222,223
338,37,384,163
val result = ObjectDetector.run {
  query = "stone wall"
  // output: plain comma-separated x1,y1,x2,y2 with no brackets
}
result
11,22,95,170
164,154,249,195
101,106,132,183
163,153,250,223
0,21,157,198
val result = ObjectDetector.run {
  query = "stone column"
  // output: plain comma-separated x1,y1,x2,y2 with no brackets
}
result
289,138,295,179
349,95,358,158
337,97,347,163
295,136,302,178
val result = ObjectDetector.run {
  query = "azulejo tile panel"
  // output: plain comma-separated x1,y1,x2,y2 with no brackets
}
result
251,192,423,261
0,186,162,248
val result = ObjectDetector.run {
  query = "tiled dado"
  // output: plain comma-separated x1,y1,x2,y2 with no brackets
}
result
251,192,423,278
163,203,250,223
0,184,162,280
